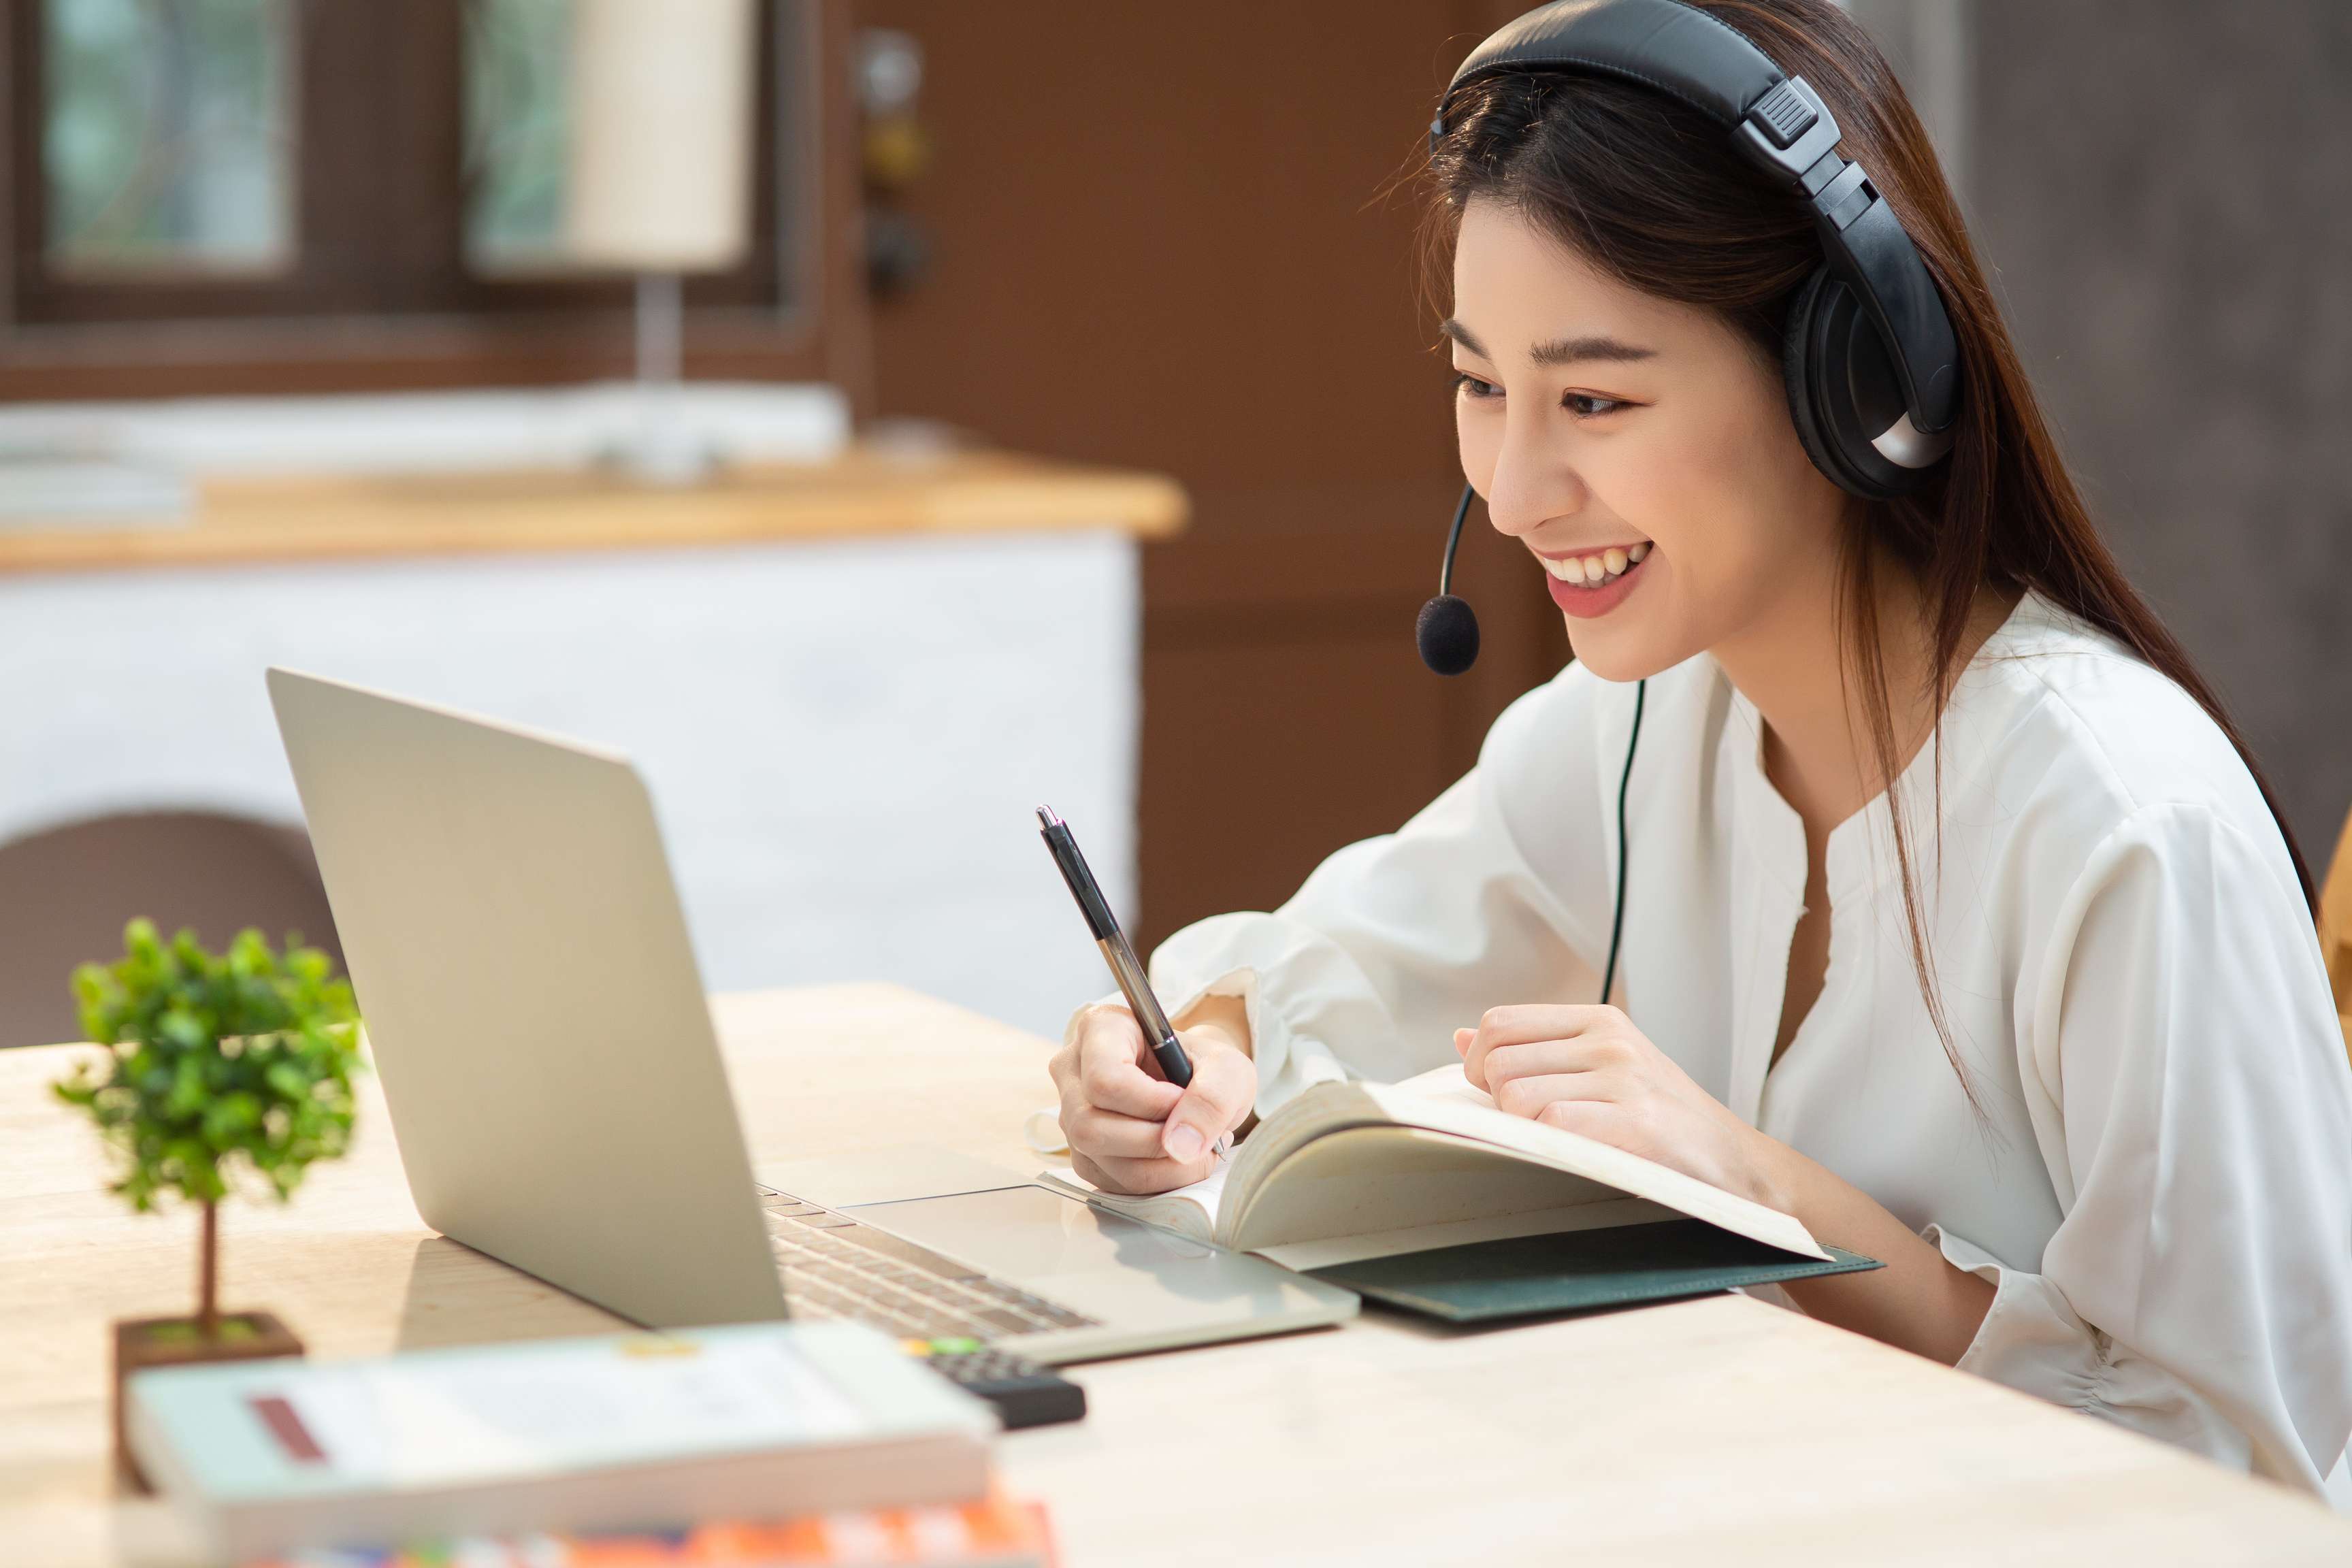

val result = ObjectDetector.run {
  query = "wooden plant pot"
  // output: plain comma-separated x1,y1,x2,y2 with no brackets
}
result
112,1311,306,1493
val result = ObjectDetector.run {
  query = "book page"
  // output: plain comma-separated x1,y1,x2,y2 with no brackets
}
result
1036,1060,1826,1264
1355,1078,1828,1260
1384,1061,1500,1112
1254,1194,1678,1272
1228,1122,1633,1252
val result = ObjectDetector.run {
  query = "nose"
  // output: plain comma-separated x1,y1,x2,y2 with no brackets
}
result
1475,406,1584,542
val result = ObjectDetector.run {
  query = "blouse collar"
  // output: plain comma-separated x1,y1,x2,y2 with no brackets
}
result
1721,591,2064,906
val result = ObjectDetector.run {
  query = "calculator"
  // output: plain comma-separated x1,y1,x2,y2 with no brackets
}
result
902,1337,1089,1430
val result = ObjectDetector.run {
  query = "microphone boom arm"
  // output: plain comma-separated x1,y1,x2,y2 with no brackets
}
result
1438,481,1474,597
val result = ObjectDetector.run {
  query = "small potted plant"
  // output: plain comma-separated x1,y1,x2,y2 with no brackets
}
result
54,918,364,1489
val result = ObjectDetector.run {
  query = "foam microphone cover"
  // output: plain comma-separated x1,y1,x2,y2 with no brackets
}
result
1416,594,1480,676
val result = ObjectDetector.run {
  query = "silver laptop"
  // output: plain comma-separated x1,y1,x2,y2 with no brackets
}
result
267,668,1356,1364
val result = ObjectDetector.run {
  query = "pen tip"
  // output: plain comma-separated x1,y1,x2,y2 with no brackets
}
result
1036,805,1061,829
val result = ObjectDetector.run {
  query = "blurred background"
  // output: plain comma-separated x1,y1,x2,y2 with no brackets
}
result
0,1,2345,1048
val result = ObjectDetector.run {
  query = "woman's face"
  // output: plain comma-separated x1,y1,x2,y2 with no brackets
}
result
1450,197,1848,681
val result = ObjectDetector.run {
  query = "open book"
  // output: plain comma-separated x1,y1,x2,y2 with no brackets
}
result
1040,1066,1862,1314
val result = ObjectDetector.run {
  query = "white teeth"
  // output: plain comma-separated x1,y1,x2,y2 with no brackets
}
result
1538,544,1650,585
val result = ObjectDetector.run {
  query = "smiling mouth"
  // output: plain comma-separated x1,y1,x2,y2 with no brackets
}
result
1537,541,1649,588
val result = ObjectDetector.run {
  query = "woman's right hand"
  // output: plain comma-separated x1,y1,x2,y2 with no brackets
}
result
1049,1001,1256,1195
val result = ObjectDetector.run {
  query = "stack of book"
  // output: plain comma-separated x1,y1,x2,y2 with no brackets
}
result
123,1321,1051,1567
244,1494,1056,1567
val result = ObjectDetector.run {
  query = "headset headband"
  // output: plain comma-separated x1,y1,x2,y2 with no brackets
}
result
1432,0,1960,436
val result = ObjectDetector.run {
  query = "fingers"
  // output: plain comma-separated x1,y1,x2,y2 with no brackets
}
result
1071,1150,1158,1196
1070,1008,1183,1120
1488,1069,1629,1122
1071,1146,1219,1196
1064,1105,1175,1159
1482,1036,1619,1084
1051,1005,1249,1193
1471,1004,1617,1047
1061,1089,1211,1188
1460,1004,1624,1092
1461,1024,1648,1131
1159,1036,1254,1162
1062,1077,1215,1190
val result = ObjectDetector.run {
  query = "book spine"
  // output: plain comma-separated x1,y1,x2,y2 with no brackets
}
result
250,1494,1054,1567
221,1435,993,1562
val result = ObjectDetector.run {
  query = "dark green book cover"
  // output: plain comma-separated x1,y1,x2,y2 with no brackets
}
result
1305,1218,1881,1322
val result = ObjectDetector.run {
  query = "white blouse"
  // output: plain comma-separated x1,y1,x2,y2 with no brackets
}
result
1143,593,2352,1498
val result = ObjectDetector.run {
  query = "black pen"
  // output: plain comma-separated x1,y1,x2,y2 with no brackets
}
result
1036,805,1198,1091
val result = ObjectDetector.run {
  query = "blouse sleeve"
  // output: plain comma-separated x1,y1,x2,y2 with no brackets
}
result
1931,801,2352,1494
1142,664,1620,1116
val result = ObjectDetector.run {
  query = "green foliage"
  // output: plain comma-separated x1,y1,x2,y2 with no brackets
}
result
53,919,363,1215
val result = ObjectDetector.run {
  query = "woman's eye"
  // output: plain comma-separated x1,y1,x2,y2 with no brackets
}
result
1452,376,1625,417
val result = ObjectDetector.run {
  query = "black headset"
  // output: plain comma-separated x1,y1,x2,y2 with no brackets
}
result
1412,0,1965,1004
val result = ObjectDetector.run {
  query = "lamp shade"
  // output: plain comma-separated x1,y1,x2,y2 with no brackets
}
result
566,0,757,273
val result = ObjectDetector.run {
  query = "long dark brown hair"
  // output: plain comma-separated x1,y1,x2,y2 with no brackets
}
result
1422,0,2315,1086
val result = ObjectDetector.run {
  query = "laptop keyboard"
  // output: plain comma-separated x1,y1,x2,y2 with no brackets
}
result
756,1187,1099,1342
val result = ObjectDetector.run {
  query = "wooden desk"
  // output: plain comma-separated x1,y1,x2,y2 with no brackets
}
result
4,985,2347,1565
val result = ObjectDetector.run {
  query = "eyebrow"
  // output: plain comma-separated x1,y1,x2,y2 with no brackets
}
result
1442,318,1656,368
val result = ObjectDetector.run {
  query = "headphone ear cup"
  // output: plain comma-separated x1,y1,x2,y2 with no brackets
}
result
1779,270,1854,493
1781,267,1941,502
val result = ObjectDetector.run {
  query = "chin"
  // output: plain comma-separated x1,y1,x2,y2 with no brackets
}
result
1561,615,1686,684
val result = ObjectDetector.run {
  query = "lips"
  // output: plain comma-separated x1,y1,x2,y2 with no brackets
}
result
1540,544,1650,618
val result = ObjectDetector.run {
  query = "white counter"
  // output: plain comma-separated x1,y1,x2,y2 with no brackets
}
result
0,528,1141,1041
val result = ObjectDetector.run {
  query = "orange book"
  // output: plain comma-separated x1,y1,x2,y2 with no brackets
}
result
249,1492,1056,1568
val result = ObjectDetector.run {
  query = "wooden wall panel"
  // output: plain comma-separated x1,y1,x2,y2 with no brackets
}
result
860,1,1569,947
1142,521,1565,930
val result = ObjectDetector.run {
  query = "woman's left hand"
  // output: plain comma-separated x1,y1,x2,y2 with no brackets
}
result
1455,1004,1787,1210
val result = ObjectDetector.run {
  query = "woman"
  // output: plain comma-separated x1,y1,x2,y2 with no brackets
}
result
1047,0,2352,1497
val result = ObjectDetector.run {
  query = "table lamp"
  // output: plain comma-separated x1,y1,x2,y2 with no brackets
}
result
566,0,757,484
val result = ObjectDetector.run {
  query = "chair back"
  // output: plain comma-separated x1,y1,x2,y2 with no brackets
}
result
2321,804,2352,1065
